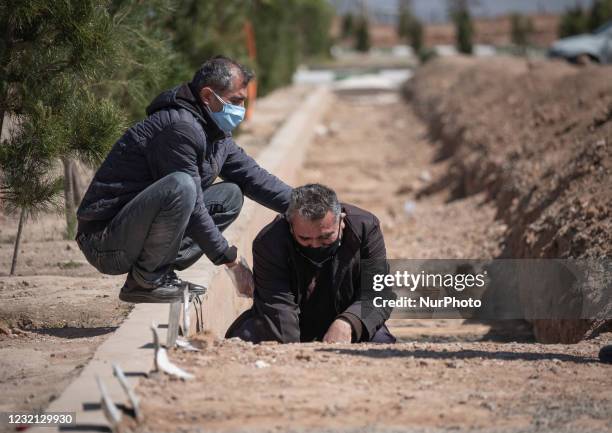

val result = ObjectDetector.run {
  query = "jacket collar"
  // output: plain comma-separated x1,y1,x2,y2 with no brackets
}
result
147,83,229,143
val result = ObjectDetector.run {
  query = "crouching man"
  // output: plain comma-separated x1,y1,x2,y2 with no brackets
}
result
75,56,290,303
226,184,396,343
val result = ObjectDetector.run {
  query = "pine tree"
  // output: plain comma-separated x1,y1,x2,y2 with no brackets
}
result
449,0,474,55
0,0,172,275
166,0,249,90
342,13,355,39
397,0,424,57
588,0,612,32
510,13,534,55
297,0,333,60
559,5,588,38
354,15,371,53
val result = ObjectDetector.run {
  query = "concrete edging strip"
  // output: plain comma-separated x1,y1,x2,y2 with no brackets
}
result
34,85,331,433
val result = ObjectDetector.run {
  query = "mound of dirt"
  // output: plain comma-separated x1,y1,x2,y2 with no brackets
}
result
405,56,611,343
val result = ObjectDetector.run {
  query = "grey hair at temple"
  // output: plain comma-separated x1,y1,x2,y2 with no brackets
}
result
191,55,254,94
286,184,341,222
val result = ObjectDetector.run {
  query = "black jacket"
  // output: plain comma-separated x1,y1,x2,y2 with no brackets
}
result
77,84,291,264
227,203,393,343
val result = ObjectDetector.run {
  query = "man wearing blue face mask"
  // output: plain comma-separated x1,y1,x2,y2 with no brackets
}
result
75,56,291,303
226,183,396,344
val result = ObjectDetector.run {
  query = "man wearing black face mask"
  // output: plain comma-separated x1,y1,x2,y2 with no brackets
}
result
226,183,396,344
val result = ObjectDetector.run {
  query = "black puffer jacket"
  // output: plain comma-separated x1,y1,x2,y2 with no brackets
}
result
77,83,291,264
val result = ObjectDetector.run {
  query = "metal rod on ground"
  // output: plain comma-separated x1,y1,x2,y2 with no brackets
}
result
166,300,181,348
112,363,143,422
182,286,190,337
96,375,122,433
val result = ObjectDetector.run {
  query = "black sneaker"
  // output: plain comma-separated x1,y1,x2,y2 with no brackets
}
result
599,345,612,364
167,270,207,296
119,273,184,304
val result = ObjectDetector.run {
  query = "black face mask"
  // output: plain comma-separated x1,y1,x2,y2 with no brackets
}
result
292,218,343,268
295,236,342,267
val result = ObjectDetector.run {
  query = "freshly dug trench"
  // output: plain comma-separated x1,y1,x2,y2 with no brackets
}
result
405,56,611,343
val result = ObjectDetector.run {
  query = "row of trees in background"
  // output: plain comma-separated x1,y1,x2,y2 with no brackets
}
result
0,0,333,275
340,12,371,52
559,0,612,37
340,0,474,59
446,0,534,56
399,0,473,57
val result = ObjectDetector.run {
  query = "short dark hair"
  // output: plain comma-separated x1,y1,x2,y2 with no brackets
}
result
191,55,254,94
286,184,341,222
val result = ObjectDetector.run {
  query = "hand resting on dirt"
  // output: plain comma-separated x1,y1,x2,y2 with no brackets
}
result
225,256,254,298
323,318,352,343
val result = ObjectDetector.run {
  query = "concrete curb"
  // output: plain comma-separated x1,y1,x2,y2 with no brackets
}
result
33,85,331,433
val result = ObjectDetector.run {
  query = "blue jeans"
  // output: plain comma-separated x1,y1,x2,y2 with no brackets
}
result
76,172,243,286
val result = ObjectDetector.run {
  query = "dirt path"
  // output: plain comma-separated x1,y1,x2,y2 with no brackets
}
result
129,90,611,433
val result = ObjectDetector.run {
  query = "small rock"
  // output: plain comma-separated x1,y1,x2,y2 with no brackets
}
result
314,124,329,137
296,352,311,361
254,360,270,369
0,324,12,336
419,170,432,182
480,401,496,411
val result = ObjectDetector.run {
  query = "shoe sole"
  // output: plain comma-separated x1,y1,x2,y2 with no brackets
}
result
187,284,207,296
119,289,183,304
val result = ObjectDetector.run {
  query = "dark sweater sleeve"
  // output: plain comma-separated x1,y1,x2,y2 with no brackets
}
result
220,139,292,214
148,122,234,265
251,228,301,343
340,215,393,341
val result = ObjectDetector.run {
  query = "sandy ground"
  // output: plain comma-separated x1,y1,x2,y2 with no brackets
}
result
127,91,612,433
0,85,308,417
407,57,611,343
0,218,129,414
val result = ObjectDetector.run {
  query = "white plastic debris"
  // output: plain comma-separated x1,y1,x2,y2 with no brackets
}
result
150,323,194,380
225,256,254,298
403,200,417,216
176,337,200,352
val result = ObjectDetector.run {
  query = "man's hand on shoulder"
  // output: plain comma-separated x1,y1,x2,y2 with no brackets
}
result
323,318,352,344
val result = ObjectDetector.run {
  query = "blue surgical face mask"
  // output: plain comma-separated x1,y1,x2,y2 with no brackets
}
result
209,90,245,133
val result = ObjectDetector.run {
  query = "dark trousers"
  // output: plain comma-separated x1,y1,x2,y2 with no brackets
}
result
77,172,243,286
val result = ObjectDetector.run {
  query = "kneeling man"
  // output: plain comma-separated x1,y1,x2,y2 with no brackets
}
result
226,184,395,343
